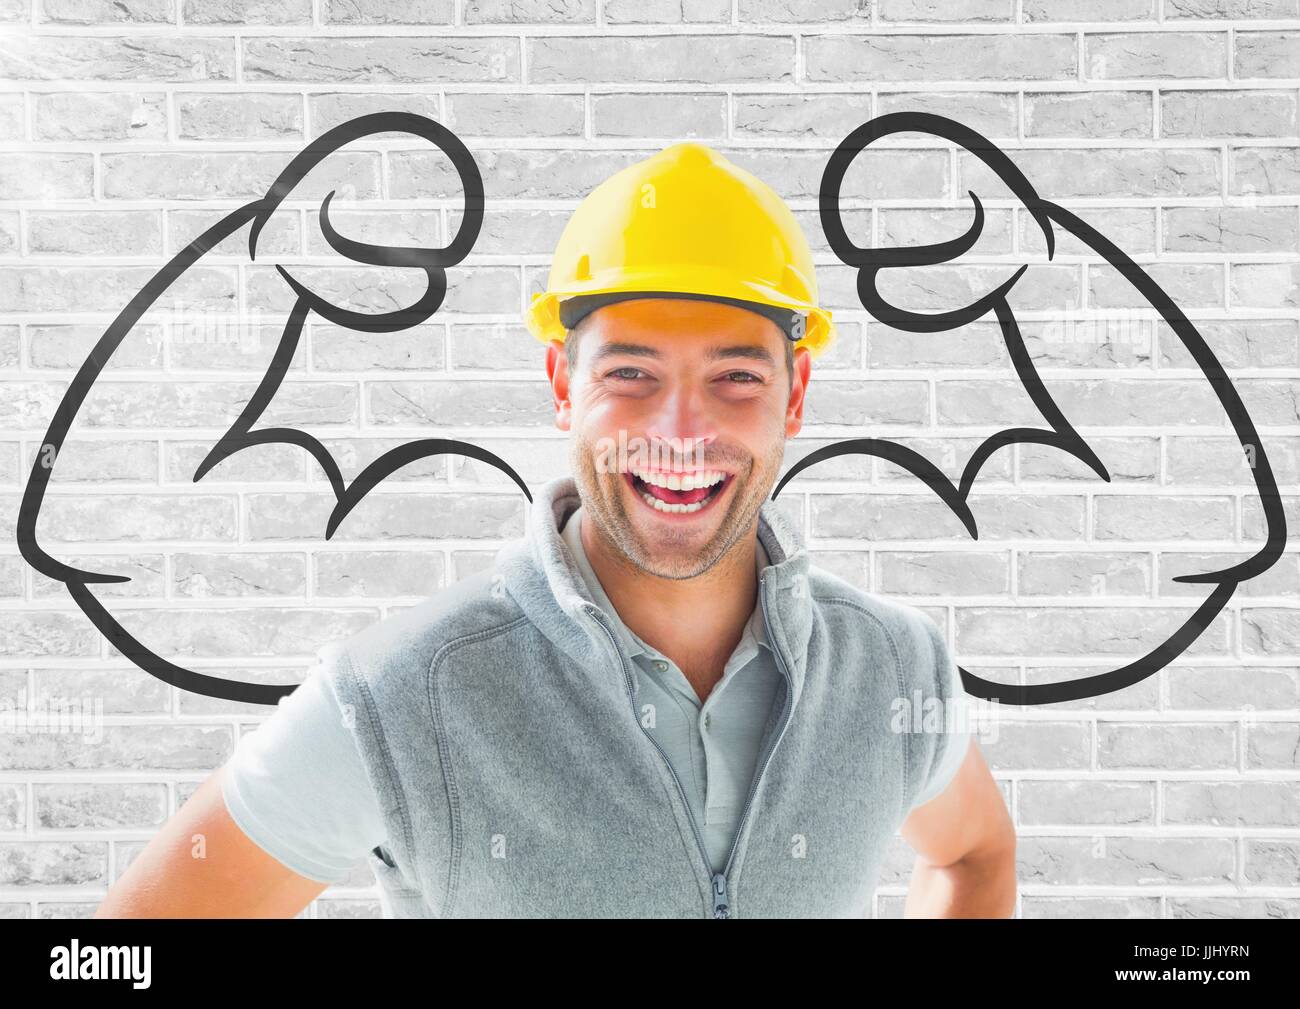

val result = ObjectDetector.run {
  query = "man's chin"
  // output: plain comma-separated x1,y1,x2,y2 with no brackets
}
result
618,531,730,580
609,474,751,577
624,504,731,548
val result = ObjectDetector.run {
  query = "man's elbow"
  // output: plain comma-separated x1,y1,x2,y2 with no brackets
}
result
955,810,1017,916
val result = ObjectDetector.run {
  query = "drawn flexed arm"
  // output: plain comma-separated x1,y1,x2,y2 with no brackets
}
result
781,112,1288,705
19,112,531,705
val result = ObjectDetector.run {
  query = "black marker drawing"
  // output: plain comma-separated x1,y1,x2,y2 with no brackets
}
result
18,112,532,706
773,112,1289,706
18,110,1288,709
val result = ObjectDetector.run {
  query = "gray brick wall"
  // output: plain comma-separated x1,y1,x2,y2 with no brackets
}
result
1,1,1297,919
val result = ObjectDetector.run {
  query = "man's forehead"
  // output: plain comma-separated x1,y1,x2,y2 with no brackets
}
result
580,299,784,360
587,338,779,365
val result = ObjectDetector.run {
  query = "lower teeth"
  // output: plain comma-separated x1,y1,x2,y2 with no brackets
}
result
639,484,720,514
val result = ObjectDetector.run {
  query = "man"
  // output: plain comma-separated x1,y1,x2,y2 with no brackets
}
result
95,142,1014,919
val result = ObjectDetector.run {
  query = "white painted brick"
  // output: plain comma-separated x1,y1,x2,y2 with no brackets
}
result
1018,780,1156,825
1025,90,1153,138
1027,0,1154,19
183,0,312,25
465,0,594,24
445,91,586,138
1161,88,1298,139
962,147,1221,199
808,32,1077,82
176,92,304,141
529,34,795,84
32,91,167,142
245,36,519,83
1087,31,1228,80
739,0,872,23
1234,30,1300,79
38,0,175,24
1018,836,1235,885
1231,146,1300,195
0,35,236,82
1165,0,1298,17
593,92,727,138
0,8,1293,920
26,211,164,257
877,90,1018,138
879,0,1014,22
606,0,730,22
320,0,455,25
0,154,94,201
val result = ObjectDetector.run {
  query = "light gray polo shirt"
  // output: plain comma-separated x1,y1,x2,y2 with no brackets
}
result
560,506,784,874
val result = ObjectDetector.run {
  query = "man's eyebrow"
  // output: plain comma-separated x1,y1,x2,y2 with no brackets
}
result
587,342,777,365
588,342,661,364
704,344,777,365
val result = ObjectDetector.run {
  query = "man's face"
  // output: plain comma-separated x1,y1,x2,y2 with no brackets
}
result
545,297,811,580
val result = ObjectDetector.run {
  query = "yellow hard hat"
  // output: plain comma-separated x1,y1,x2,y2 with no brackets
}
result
525,142,836,359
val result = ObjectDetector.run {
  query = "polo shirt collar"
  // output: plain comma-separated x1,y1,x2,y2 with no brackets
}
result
494,476,814,709
559,505,771,666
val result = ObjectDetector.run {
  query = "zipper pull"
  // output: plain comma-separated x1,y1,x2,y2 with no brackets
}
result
711,872,730,919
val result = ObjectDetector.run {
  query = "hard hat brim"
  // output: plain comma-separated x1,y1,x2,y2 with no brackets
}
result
557,291,807,343
526,287,835,359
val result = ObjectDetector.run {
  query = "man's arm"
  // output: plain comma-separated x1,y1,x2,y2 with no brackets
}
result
94,765,331,918
899,738,1016,918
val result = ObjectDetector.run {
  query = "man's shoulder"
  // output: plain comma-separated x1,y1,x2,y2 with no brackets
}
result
323,566,531,682
803,560,946,673
805,560,935,629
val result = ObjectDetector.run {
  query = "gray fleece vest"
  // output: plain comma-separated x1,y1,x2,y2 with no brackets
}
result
324,476,957,918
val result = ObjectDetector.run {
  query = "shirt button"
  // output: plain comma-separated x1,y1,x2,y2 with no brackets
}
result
652,660,668,672
703,713,711,728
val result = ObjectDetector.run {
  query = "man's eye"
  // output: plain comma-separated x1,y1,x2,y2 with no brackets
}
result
606,367,644,381
723,371,761,383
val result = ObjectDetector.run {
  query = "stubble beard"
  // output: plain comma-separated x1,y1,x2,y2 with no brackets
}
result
570,430,785,581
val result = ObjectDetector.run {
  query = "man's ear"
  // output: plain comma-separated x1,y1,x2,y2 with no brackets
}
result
545,339,572,432
785,346,812,438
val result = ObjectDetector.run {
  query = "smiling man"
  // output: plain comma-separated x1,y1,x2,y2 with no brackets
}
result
94,142,1014,919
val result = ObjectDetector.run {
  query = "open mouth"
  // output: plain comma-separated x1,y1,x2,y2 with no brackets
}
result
623,468,732,516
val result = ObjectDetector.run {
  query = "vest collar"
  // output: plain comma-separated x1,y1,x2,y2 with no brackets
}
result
560,503,772,667
494,475,813,705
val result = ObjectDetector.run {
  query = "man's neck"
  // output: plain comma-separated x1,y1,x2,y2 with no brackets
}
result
579,511,759,703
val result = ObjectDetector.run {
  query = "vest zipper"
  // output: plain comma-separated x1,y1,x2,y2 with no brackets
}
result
584,606,719,915
713,581,795,917
582,579,796,920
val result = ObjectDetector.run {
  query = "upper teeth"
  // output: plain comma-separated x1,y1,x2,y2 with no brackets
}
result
630,469,726,491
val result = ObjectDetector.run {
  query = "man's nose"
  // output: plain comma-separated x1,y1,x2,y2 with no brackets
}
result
642,383,717,456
